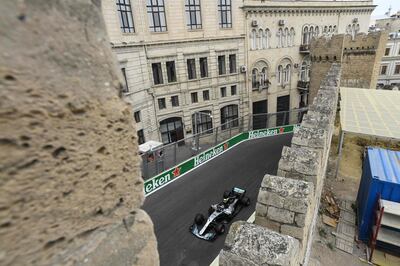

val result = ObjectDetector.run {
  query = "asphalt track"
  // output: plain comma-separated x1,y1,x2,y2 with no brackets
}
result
143,133,293,266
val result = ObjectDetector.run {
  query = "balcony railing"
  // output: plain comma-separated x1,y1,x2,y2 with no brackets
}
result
299,44,310,53
297,80,309,91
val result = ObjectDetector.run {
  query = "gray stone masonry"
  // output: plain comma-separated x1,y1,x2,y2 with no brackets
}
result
255,175,314,243
277,146,321,186
219,221,300,266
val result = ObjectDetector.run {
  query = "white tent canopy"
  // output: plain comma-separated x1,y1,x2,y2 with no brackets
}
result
139,140,163,153
340,87,400,140
336,87,400,177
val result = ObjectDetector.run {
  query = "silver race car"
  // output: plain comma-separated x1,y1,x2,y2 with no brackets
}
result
190,187,250,241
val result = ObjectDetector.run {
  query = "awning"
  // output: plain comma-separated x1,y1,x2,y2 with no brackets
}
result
139,140,163,153
340,87,400,140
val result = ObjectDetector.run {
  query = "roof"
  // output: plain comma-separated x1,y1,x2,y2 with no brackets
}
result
340,87,400,140
139,140,163,153
368,147,400,184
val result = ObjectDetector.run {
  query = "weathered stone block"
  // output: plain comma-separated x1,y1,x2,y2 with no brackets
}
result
219,221,300,266
255,216,281,232
292,127,327,149
261,175,314,199
283,197,310,214
267,206,294,224
255,202,268,217
295,213,306,227
278,146,321,177
258,189,284,208
281,224,305,240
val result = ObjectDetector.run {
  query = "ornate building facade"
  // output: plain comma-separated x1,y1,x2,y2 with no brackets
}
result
101,0,374,144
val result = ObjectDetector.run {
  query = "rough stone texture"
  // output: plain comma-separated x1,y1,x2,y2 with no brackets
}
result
261,175,313,199
0,1,158,265
309,32,387,101
258,189,284,208
295,213,306,228
255,202,268,217
267,206,295,224
277,146,321,186
291,127,327,150
219,221,300,266
281,225,305,240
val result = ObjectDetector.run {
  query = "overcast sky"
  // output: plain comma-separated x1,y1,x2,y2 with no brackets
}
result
372,0,400,19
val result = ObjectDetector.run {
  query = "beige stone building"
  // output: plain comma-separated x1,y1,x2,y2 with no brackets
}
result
101,0,375,144
375,12,400,89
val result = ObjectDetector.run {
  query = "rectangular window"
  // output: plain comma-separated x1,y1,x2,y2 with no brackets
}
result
137,129,145,144
185,0,202,29
171,95,179,107
121,68,129,93
116,0,135,33
203,90,210,101
187,59,197,80
385,47,390,56
152,63,163,85
191,92,198,103
158,98,166,109
218,55,226,75
395,65,400,74
200,57,208,78
231,85,237,95
380,65,387,75
218,0,232,28
229,54,236,73
134,111,141,123
220,87,227,97
166,61,177,83
147,0,167,32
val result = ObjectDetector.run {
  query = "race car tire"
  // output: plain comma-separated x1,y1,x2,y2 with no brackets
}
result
241,197,250,206
208,207,214,215
194,213,205,225
215,223,225,235
223,190,230,198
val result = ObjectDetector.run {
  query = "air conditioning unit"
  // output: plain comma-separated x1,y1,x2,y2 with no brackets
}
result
353,18,358,23
251,20,258,27
240,65,247,73
278,20,285,26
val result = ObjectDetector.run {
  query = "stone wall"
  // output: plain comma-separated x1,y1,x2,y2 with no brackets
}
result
309,31,387,101
0,1,158,265
220,63,341,266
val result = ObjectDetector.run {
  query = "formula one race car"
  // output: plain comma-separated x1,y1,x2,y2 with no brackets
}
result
190,187,250,241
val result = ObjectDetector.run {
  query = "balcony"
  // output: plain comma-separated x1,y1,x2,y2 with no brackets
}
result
297,80,309,92
299,44,310,54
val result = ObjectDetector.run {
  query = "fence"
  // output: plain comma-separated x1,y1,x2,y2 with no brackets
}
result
141,108,308,180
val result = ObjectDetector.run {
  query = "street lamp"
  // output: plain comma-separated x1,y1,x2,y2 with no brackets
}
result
193,111,213,151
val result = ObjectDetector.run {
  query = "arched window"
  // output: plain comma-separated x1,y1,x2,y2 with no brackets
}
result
302,26,309,45
260,67,268,87
251,29,257,50
252,68,259,89
300,59,310,82
283,64,291,84
221,105,239,130
278,28,283,48
333,25,337,34
277,65,283,85
264,28,270,48
258,29,263,49
289,27,295,46
315,26,319,37
328,25,332,34
324,25,328,35
192,110,213,135
284,27,289,47
160,117,184,144
309,26,314,41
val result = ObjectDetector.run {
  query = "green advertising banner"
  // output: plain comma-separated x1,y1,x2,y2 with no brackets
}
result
144,124,300,195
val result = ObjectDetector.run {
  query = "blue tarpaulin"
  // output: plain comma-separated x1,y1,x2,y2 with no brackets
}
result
357,147,400,242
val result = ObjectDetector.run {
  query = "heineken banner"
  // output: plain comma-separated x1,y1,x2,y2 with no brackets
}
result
144,124,300,195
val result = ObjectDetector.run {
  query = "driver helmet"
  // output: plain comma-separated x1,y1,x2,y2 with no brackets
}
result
223,198,229,204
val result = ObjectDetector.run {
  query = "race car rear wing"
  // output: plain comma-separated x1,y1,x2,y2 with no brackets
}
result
233,187,245,194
